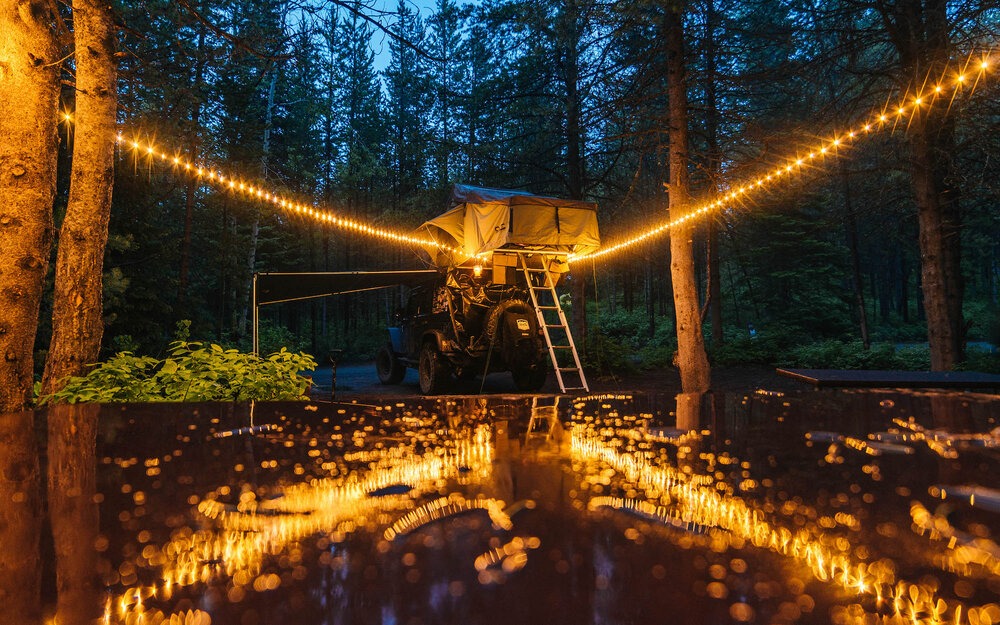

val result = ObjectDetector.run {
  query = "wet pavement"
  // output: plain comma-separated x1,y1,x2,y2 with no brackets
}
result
17,388,1000,624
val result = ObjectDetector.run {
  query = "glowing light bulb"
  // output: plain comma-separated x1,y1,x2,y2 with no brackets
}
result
957,74,965,83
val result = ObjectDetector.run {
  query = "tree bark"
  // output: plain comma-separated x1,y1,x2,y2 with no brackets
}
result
665,1,710,394
42,0,118,395
561,0,588,358
841,163,870,348
703,0,723,346
0,0,61,413
878,0,963,369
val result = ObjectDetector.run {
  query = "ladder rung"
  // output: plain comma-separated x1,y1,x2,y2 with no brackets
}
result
544,324,565,329
561,386,587,391
558,367,582,372
537,305,559,311
550,345,573,350
523,268,547,273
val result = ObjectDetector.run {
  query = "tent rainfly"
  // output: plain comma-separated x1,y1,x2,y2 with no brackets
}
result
415,185,600,267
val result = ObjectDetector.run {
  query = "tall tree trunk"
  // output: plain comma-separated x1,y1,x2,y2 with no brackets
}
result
0,0,60,413
703,0,723,346
562,0,588,358
179,16,207,306
841,163,870,348
665,1,710,393
238,63,279,339
47,404,101,623
43,0,118,394
879,0,963,369
911,112,963,368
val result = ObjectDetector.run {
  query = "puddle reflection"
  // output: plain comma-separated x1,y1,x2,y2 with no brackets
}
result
3,389,999,624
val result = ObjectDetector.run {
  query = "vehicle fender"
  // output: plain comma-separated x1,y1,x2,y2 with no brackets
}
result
420,329,449,353
388,327,404,353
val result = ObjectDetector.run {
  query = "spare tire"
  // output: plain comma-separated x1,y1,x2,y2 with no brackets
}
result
483,299,534,344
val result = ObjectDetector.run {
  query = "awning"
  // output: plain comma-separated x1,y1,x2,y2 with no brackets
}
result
254,270,440,306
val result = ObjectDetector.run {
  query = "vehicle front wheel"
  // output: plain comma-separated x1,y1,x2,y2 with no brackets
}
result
375,343,406,384
512,365,547,392
418,342,450,395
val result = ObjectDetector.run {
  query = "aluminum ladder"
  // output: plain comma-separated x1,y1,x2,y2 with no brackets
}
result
516,253,589,393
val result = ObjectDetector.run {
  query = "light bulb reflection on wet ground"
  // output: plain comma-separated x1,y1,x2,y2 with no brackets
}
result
94,394,1000,625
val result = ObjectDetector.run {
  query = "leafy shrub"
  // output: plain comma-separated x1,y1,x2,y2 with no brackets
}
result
710,334,782,366
41,340,317,404
957,346,1000,373
584,332,638,376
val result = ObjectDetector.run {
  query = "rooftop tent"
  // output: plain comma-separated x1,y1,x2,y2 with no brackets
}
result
416,185,600,267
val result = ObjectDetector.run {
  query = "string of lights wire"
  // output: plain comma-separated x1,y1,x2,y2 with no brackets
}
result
61,49,994,264
60,114,459,256
570,50,995,263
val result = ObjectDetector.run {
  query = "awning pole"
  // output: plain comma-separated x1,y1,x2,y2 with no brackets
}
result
252,273,259,356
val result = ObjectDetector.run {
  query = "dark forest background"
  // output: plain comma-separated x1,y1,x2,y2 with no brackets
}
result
42,0,1000,372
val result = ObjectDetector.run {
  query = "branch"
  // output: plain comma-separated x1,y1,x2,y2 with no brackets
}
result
174,0,293,62
317,0,445,63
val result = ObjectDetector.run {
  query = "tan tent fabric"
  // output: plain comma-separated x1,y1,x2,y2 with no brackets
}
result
417,185,600,266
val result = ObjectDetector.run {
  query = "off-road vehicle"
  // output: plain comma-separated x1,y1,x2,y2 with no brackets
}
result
375,185,600,395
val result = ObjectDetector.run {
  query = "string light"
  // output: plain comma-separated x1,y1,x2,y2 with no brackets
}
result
570,47,997,263
59,46,996,266
51,126,464,256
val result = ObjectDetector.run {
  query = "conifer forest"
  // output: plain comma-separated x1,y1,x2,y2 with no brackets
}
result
5,0,1000,402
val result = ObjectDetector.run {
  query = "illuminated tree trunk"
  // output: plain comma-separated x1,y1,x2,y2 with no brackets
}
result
878,0,963,370
42,0,118,394
0,0,60,413
665,2,710,393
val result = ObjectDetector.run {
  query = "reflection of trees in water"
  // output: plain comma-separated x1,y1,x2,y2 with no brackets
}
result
0,404,101,625
47,404,101,623
0,410,42,624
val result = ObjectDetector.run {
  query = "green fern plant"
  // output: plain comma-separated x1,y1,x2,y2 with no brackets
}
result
40,341,316,404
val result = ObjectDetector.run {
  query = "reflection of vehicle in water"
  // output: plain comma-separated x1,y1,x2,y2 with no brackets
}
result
376,185,600,395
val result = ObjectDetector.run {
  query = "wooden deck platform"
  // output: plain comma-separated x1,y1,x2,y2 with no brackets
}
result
776,368,1000,389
